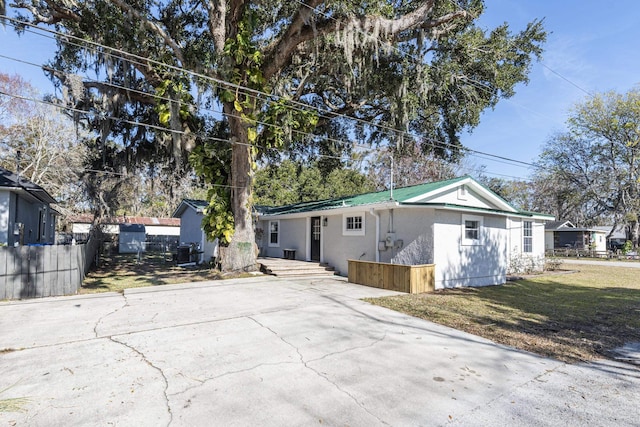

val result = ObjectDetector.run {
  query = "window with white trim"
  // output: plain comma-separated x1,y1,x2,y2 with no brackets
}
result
461,215,483,246
343,213,365,236
268,220,280,247
523,221,533,253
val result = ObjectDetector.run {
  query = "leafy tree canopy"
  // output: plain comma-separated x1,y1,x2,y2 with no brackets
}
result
254,159,376,206
8,0,546,270
536,88,640,245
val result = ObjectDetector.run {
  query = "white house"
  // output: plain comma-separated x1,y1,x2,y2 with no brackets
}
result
545,221,607,252
256,176,553,289
172,199,218,264
1,166,57,246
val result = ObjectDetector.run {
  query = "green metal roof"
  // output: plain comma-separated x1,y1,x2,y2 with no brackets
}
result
258,176,470,216
256,175,553,219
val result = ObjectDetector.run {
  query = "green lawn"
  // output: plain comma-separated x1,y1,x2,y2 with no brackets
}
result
365,264,640,362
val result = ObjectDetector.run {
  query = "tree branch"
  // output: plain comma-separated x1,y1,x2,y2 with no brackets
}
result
205,0,226,53
263,1,470,80
11,0,81,23
110,0,185,65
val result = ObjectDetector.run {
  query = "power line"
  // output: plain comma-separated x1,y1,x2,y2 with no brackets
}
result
0,16,540,170
1,14,542,178
0,46,537,172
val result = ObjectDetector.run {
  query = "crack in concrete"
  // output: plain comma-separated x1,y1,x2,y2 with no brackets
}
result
247,316,390,425
93,292,129,338
109,336,173,427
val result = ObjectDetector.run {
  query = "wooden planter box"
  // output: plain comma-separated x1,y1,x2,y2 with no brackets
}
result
347,260,435,294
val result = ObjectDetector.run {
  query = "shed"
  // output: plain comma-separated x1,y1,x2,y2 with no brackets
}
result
119,223,146,254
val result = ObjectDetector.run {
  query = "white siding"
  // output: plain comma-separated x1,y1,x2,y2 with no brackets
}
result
507,217,546,273
544,230,554,250
413,187,499,210
146,225,180,236
320,211,377,276
260,218,307,260
433,211,508,288
593,232,607,252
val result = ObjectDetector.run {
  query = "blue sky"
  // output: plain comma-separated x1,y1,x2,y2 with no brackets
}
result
467,0,640,179
1,1,639,181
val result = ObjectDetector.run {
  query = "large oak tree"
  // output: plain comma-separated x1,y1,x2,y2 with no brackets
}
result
7,0,545,270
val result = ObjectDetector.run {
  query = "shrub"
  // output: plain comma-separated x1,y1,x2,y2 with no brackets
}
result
544,256,563,271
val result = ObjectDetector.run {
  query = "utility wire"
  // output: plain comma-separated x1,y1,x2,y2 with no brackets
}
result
1,15,539,171
0,47,537,172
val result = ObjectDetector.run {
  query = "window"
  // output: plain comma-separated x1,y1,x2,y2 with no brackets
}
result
343,213,365,236
465,220,479,240
268,220,280,247
461,215,483,245
38,209,47,242
523,221,533,253
346,216,362,231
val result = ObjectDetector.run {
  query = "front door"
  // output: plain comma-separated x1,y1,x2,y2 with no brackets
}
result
311,216,321,261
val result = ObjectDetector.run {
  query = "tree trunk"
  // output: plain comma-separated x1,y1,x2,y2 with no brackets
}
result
220,103,258,272
630,219,640,249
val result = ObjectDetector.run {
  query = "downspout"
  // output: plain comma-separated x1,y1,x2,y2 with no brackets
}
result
369,208,380,262
389,208,395,262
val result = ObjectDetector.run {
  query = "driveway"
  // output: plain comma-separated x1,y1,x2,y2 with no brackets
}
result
1,276,638,426
561,258,640,268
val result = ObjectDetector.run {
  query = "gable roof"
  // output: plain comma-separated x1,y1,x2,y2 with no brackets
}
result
258,176,554,220
545,220,575,230
172,199,209,217
0,166,57,205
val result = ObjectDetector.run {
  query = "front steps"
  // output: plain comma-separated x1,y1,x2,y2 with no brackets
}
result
259,257,338,277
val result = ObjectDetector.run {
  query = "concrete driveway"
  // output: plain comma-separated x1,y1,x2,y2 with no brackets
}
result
1,275,638,426
562,258,640,268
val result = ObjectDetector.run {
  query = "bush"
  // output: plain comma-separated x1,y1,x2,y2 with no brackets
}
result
544,256,563,271
508,249,544,275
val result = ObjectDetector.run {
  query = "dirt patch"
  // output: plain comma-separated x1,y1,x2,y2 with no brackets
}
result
81,252,253,294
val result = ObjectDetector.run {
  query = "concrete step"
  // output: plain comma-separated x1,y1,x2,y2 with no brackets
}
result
259,258,338,277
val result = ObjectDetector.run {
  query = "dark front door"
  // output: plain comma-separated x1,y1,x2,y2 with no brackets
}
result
311,216,321,261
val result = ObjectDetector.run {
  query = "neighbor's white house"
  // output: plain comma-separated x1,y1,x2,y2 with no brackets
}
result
256,176,553,289
544,220,607,252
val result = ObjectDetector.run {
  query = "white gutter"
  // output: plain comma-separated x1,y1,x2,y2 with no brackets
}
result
369,208,380,262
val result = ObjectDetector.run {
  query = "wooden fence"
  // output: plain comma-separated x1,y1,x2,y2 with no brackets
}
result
0,239,98,300
348,260,435,294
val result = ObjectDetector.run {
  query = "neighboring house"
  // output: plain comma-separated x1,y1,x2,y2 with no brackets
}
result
172,199,218,264
544,221,607,251
593,225,627,250
68,214,180,251
256,176,553,289
0,166,57,246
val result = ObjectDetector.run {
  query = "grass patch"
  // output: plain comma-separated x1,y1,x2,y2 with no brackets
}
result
0,382,29,413
365,264,640,362
81,252,234,294
0,397,30,413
